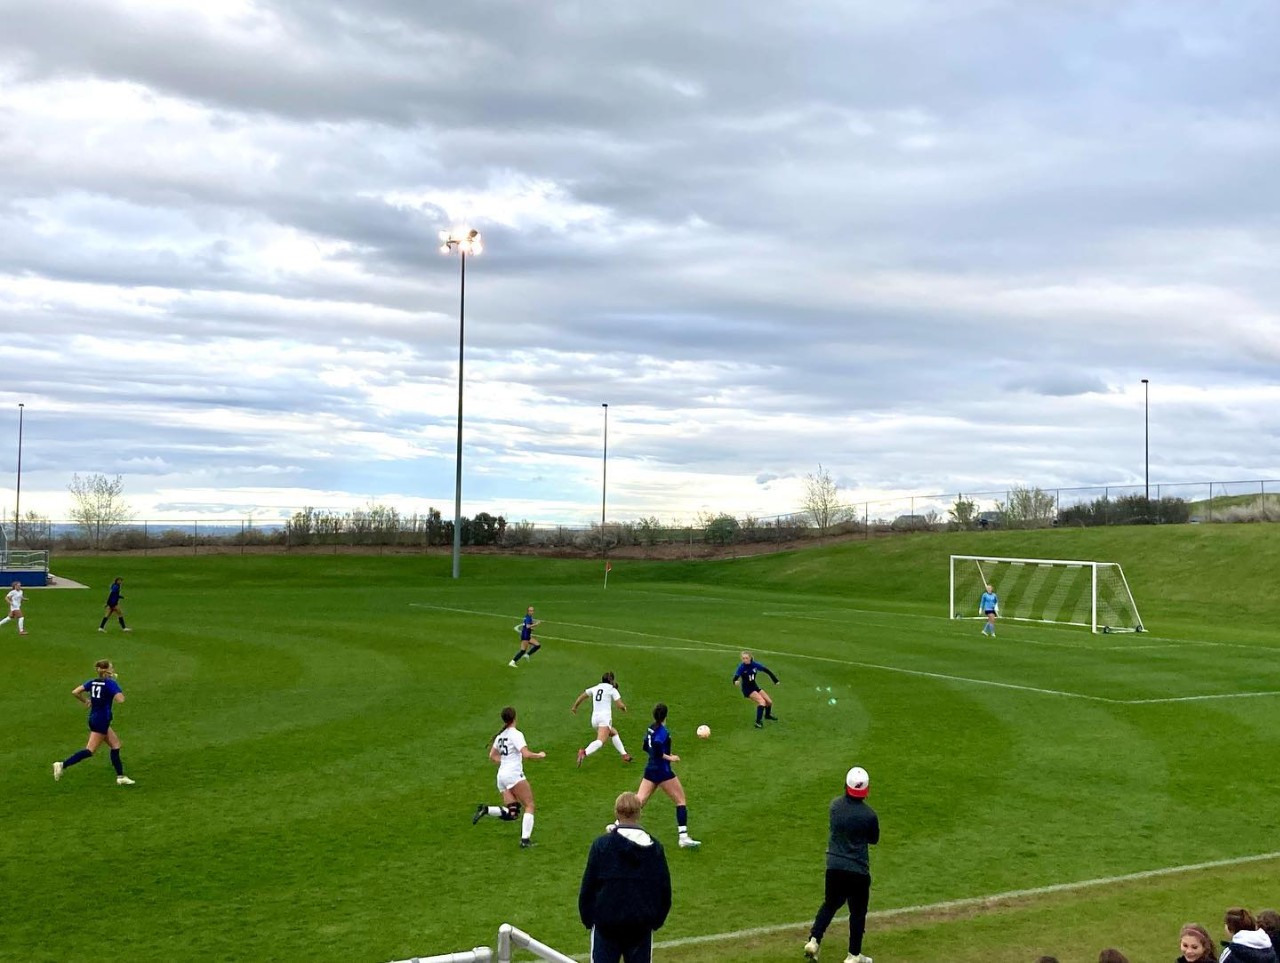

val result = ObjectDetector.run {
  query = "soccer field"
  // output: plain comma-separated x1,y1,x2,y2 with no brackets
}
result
6,528,1279,963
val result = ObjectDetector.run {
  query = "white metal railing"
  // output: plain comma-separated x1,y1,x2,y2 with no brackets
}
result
388,948,490,963
0,550,49,570
393,923,576,963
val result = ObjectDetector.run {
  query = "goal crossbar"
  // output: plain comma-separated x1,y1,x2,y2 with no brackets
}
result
950,554,1144,634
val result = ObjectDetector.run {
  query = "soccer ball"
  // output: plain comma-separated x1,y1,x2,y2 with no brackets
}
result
696,724,711,739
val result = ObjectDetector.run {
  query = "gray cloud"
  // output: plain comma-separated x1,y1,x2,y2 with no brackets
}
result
2,0,1279,523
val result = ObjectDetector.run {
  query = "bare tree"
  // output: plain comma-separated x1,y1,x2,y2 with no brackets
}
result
803,464,848,535
949,495,978,530
68,473,135,548
998,486,1057,529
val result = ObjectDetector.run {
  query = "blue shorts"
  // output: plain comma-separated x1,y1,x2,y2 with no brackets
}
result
741,685,761,699
642,768,674,786
520,630,532,642
88,713,113,735
983,610,996,616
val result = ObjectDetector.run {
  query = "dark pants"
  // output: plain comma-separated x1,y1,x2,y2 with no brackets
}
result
810,867,871,954
590,926,652,963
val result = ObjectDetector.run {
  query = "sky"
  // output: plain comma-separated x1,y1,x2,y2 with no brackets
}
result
2,0,1279,527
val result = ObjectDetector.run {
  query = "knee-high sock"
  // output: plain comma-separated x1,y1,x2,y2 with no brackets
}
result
585,739,603,756
611,734,627,755
521,812,534,840
756,704,765,724
63,748,93,769
676,804,688,834
109,749,124,775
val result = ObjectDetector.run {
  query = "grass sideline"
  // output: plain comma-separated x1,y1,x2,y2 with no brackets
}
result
4,524,1278,962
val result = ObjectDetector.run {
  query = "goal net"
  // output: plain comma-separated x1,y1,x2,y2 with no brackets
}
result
949,554,1144,633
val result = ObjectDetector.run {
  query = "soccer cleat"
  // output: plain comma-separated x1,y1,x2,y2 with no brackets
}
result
52,761,63,782
754,721,764,729
678,835,701,848
122,627,132,632
622,753,632,763
508,660,519,667
767,714,779,722
576,748,587,768
803,937,820,959
116,775,136,786
98,627,106,632
472,804,487,825
519,838,535,848
18,630,28,635
844,955,872,963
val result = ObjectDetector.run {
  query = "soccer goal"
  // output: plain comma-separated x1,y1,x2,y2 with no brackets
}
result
950,554,1144,633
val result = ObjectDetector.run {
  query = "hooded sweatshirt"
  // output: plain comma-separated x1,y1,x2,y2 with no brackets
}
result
1221,928,1278,963
579,825,672,934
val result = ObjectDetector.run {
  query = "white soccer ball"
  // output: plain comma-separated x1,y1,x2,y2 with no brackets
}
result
696,724,711,739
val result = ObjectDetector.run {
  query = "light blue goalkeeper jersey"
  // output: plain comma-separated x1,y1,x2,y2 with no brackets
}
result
980,591,999,613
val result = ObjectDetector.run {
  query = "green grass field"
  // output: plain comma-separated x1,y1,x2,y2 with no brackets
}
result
6,525,1279,963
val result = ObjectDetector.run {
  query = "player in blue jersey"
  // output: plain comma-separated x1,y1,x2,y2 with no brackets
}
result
53,659,135,786
508,605,543,667
98,577,130,633
635,703,700,849
979,584,999,636
733,651,780,728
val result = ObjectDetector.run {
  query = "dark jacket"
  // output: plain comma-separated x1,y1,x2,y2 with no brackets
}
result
579,825,672,934
1221,929,1278,963
826,795,879,875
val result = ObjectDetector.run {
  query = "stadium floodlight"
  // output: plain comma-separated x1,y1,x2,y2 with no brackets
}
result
949,554,1144,634
14,402,24,544
440,228,482,580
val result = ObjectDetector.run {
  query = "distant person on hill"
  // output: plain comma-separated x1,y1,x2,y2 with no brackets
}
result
508,606,542,666
732,651,779,728
98,577,131,632
471,706,545,848
1220,907,1277,963
572,671,632,767
0,580,29,635
1256,911,1280,954
53,659,135,786
1178,922,1218,962
979,583,999,636
803,765,879,963
579,791,671,963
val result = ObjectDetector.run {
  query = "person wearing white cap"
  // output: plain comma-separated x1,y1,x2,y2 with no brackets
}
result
802,765,879,963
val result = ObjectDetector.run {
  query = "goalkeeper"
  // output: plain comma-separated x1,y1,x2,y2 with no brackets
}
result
979,584,999,636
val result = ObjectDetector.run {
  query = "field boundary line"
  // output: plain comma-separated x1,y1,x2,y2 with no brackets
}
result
410,604,1280,704
646,850,1280,953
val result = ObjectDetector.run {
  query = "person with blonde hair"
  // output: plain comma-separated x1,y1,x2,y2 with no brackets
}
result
53,659,135,785
579,791,671,963
1177,922,1218,962
732,651,779,729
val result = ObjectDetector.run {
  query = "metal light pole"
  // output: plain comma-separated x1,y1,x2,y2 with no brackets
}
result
1141,378,1150,508
601,403,609,561
439,228,482,580
14,403,24,543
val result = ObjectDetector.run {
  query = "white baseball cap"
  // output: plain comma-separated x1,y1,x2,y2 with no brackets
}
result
845,766,870,798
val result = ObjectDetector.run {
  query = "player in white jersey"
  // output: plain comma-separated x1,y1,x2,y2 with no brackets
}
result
0,581,29,635
572,671,632,768
471,706,546,848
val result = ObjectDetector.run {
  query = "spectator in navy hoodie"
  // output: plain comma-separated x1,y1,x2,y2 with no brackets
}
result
1220,908,1278,963
579,791,671,963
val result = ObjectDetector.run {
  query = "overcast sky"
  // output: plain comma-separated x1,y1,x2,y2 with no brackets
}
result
2,0,1278,526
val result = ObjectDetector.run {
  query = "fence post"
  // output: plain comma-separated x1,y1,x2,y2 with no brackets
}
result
1264,481,1269,522
864,502,869,538
193,520,198,555
144,520,149,557
1208,482,1213,522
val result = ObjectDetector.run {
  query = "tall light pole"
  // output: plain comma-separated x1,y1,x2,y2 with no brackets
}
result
601,403,609,563
439,227,482,580
1141,378,1150,508
14,403,24,543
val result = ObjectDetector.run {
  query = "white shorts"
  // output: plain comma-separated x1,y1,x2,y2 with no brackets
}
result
497,769,527,793
590,713,613,730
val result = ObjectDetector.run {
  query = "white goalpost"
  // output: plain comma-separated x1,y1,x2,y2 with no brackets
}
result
949,554,1145,634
